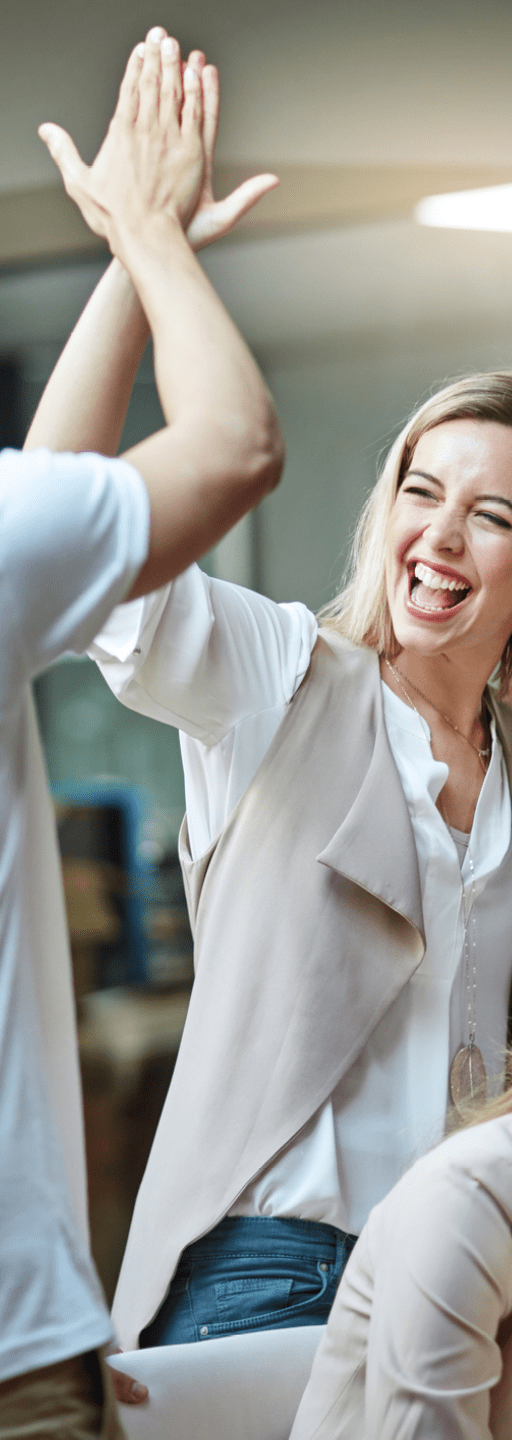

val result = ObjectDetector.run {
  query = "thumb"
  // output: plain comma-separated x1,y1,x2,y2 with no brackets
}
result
210,174,279,234
38,123,87,190
189,174,280,251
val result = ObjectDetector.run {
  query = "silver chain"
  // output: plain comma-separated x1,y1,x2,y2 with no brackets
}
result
384,655,478,1046
461,847,477,1047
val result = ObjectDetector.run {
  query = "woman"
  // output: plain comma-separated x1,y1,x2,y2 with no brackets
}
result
289,1085,512,1440
87,373,512,1364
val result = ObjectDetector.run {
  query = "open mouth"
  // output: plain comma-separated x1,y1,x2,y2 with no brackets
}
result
408,561,472,614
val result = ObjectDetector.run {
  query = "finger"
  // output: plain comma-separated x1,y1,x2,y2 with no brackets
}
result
160,36,182,132
186,49,206,76
202,66,219,174
38,123,88,191
109,1367,149,1406
189,174,279,250
115,43,146,124
214,174,279,227
137,26,163,130
181,64,203,143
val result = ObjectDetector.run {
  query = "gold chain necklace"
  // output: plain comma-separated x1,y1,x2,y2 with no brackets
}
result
384,655,488,1111
388,661,490,771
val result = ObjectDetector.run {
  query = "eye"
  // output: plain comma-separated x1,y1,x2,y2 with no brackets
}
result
401,484,437,501
476,510,512,530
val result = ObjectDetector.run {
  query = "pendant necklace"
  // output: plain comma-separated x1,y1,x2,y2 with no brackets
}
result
446,838,487,1111
384,657,488,1111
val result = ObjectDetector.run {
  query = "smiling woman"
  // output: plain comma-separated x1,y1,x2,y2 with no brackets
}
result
81,364,512,1385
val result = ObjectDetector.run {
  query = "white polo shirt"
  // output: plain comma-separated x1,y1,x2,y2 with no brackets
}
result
0,446,149,1381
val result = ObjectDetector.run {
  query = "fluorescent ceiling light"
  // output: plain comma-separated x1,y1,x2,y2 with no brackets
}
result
415,184,512,232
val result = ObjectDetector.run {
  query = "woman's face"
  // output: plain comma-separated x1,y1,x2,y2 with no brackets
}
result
385,418,512,666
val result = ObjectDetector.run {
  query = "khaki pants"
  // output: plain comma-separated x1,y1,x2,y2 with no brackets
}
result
0,1350,125,1440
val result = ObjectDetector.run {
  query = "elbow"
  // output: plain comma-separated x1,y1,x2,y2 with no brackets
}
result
245,403,285,500
263,408,286,493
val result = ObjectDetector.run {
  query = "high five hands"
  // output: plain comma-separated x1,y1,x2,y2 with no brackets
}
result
39,25,279,255
37,27,279,1408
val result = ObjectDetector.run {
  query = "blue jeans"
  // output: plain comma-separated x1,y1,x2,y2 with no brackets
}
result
139,1216,358,1346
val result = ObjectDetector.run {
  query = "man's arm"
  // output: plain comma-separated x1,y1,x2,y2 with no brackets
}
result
27,30,283,596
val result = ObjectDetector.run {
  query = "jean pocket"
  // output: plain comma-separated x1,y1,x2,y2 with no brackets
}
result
214,1276,293,1322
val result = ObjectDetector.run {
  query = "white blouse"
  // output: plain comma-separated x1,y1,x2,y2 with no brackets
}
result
290,1113,512,1440
90,566,512,1236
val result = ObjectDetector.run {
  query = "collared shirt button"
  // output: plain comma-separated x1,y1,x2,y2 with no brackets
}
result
319,1261,329,1272
200,1325,209,1336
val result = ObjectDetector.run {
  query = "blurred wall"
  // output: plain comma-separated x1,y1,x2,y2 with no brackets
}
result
5,209,512,832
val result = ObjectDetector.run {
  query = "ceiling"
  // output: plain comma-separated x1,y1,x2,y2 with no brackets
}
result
4,0,512,190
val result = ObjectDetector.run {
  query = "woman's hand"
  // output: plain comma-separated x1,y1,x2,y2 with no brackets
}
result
186,58,279,251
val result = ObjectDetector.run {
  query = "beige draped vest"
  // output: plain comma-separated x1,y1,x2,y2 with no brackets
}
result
110,633,512,1351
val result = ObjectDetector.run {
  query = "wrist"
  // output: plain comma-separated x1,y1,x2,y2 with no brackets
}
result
112,210,188,268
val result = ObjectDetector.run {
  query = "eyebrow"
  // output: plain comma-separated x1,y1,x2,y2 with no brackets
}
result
405,469,512,513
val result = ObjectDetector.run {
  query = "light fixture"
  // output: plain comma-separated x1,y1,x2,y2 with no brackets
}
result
415,184,512,232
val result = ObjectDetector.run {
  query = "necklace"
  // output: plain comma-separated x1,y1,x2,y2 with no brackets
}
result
389,662,490,771
447,835,487,1112
384,656,488,1111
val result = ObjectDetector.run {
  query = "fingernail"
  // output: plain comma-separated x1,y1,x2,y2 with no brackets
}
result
136,43,145,58
148,26,165,42
162,37,178,57
131,1383,147,1399
184,66,198,85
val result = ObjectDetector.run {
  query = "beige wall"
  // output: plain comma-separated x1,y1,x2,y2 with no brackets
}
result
4,0,512,194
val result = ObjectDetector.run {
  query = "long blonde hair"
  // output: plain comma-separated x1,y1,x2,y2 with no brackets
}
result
320,373,512,695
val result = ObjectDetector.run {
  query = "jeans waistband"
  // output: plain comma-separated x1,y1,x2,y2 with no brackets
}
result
180,1215,357,1262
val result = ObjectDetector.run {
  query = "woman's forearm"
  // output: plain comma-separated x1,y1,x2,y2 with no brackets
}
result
24,259,149,455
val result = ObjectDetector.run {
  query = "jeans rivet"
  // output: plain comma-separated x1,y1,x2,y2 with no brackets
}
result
200,1325,209,1336
319,1262,329,1272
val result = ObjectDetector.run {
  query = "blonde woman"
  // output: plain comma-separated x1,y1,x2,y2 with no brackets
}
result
290,1084,512,1440
87,373,512,1380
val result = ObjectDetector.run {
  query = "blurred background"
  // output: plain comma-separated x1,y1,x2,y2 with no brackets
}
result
3,0,512,1300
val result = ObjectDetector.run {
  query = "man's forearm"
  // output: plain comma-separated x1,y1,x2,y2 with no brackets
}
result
118,215,275,443
34,33,284,597
24,259,149,455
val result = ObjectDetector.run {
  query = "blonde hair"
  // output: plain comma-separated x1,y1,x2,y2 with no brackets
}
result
320,372,512,695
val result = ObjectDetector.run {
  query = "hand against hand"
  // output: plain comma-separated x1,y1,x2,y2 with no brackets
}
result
185,58,279,251
39,27,205,254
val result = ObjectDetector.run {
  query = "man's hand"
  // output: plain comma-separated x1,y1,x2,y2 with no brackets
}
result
106,1346,148,1407
39,28,205,256
39,26,279,256
108,1361,149,1407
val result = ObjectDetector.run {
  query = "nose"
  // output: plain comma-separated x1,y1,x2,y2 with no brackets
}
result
423,501,465,554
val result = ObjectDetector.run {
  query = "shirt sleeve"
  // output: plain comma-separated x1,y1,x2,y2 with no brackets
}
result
0,447,149,698
290,1128,512,1440
364,1157,512,1440
89,563,318,746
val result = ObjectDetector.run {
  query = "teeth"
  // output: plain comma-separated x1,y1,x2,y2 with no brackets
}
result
414,562,469,592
